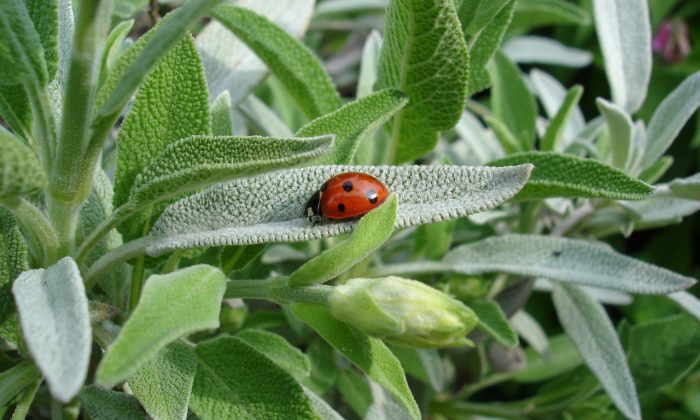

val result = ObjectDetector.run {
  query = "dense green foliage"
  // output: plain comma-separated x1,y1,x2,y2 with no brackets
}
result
0,0,699,419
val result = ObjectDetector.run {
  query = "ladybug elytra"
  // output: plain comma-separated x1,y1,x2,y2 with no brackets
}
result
304,172,389,221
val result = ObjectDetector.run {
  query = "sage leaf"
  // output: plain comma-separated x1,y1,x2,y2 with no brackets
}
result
288,195,397,287
81,386,146,420
211,91,233,136
443,235,696,294
124,134,333,215
511,311,549,358
593,0,651,113
25,0,59,79
0,84,32,141
541,85,583,152
0,0,48,86
10,378,40,420
0,361,40,407
197,0,315,106
664,173,700,201
190,336,317,419
622,197,700,228
530,69,585,143
0,208,26,345
292,302,420,420
512,334,582,383
113,34,211,241
503,36,592,68
337,368,372,417
0,129,47,198
552,283,641,420
12,257,91,403
641,71,700,169
297,89,408,165
46,0,74,120
238,94,293,137
484,115,521,155
211,4,341,119
465,0,516,96
236,328,311,381
489,152,654,200
303,386,345,420
95,0,219,120
626,314,700,395
129,342,197,420
96,265,226,388
147,164,532,255
470,300,518,347
596,98,632,170
376,0,469,162
668,291,700,322
490,51,537,150
511,0,590,31
98,19,134,88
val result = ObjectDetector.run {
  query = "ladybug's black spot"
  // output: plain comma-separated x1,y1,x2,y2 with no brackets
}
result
337,203,346,213
343,181,353,192
320,181,329,192
366,189,378,204
552,250,562,257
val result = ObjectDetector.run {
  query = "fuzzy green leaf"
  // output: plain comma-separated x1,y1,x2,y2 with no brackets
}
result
0,84,32,141
459,0,511,36
530,69,586,143
292,303,420,420
0,361,40,407
211,4,340,119
512,334,582,383
541,85,583,152
297,89,408,165
484,115,521,155
627,314,700,395
96,265,226,388
465,0,516,95
113,34,211,241
376,0,469,163
95,0,219,120
147,164,532,255
197,0,315,106
288,195,397,287
0,209,25,345
668,291,700,322
490,51,537,150
81,386,146,420
25,0,58,79
641,71,700,169
236,329,311,381
190,336,318,419
593,0,651,113
129,342,197,420
489,152,654,200
503,36,592,68
211,91,233,136
443,234,696,294
12,257,91,403
511,0,590,31
470,300,518,347
622,197,700,228
664,173,700,201
552,283,640,420
121,135,333,218
596,98,633,169
98,19,134,88
0,129,46,198
0,0,48,85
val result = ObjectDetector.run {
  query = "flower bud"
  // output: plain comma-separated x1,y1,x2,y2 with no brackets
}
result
328,276,478,348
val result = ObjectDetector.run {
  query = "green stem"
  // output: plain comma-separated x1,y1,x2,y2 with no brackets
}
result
0,361,40,406
0,197,60,265
84,236,150,290
75,209,122,264
47,197,81,258
128,255,146,313
225,277,333,305
161,250,183,273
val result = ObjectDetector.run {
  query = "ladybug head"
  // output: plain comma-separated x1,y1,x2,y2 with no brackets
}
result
304,190,322,221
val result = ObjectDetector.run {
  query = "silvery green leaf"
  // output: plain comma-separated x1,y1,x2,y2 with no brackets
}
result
454,111,504,165
0,129,47,198
639,156,673,184
147,164,532,255
511,311,549,358
503,36,592,68
47,0,74,120
357,30,382,98
621,197,700,228
12,257,91,402
511,0,590,31
540,85,583,152
0,0,48,86
365,382,410,420
535,278,632,305
303,386,344,420
668,291,700,322
211,4,340,119
642,71,700,169
660,173,700,201
376,0,469,162
197,0,314,105
81,386,146,420
236,328,311,381
443,235,696,294
238,95,293,138
552,283,641,420
315,0,387,16
25,0,58,80
0,208,26,346
211,91,233,136
530,69,585,145
593,0,651,113
596,98,632,170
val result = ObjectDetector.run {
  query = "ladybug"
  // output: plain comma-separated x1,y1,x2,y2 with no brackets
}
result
304,172,389,221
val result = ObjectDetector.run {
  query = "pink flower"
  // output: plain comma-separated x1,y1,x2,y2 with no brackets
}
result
653,19,691,63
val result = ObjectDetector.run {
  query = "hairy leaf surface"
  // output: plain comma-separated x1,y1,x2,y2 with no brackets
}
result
596,98,632,169
147,164,532,255
0,0,48,85
470,300,518,347
81,386,145,420
0,208,25,345
236,329,311,381
0,130,46,198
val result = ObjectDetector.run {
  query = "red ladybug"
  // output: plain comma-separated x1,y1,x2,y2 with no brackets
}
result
304,172,389,221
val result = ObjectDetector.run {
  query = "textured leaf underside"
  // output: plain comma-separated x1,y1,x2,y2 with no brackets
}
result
0,130,47,198
146,164,532,255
